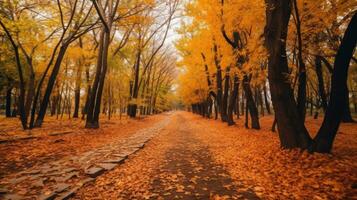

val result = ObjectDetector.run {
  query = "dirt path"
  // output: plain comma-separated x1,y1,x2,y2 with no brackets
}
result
149,114,258,199
75,112,258,199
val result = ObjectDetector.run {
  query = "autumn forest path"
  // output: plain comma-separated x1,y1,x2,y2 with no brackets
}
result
74,112,259,199
1,112,259,200
147,114,259,199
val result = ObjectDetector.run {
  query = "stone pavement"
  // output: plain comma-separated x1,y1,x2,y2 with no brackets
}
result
0,116,170,200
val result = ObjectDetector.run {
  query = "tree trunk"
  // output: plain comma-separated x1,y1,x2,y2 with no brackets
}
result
82,63,91,120
313,13,357,152
293,0,307,122
258,87,265,116
86,29,104,127
264,0,311,149
35,45,69,127
73,62,83,118
6,86,12,117
315,56,328,111
243,75,260,129
244,97,249,128
73,86,81,118
227,75,239,125
86,28,110,128
341,93,354,122
236,83,240,119
263,83,271,114
214,42,223,120
128,48,142,118
221,67,230,122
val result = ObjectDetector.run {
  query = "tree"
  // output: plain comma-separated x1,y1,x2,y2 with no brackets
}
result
264,0,356,152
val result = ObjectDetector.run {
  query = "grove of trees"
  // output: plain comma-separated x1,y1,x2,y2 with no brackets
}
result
176,0,357,153
1,0,356,154
0,0,179,129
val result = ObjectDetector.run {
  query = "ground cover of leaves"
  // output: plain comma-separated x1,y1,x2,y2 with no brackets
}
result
0,114,165,177
190,113,357,199
74,112,256,199
74,112,356,199
1,111,356,199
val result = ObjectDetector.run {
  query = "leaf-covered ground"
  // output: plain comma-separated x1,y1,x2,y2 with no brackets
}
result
0,115,165,177
72,112,356,199
0,112,356,199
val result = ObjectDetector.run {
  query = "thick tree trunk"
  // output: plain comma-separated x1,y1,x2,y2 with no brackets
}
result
313,13,357,152
86,29,110,128
264,0,311,149
86,30,105,128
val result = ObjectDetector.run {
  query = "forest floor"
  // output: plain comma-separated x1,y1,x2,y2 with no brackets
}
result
0,114,166,176
0,111,356,199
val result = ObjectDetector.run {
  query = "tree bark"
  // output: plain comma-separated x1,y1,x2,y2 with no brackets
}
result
86,28,110,128
264,0,311,149
313,13,357,152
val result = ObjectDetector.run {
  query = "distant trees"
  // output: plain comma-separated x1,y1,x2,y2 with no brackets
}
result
177,0,267,128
